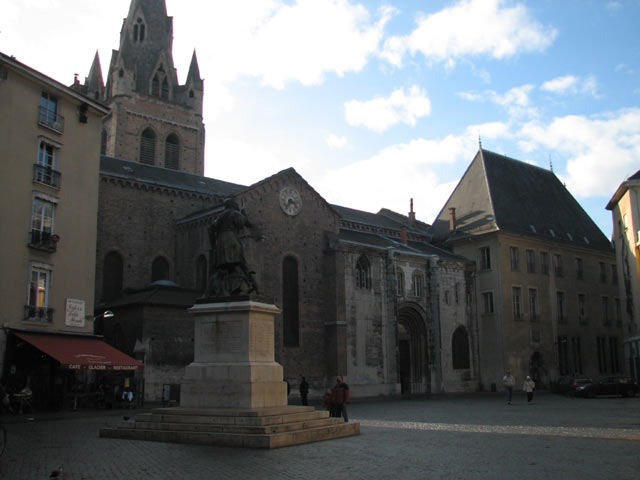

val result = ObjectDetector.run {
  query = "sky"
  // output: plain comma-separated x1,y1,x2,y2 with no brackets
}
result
3,0,639,239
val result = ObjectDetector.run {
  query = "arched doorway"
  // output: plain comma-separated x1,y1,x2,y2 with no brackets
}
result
398,304,430,394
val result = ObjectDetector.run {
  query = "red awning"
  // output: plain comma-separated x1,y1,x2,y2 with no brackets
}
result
14,332,144,371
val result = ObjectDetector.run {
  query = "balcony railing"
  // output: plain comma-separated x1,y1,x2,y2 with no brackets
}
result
28,229,58,252
38,106,64,133
24,305,54,322
33,164,61,188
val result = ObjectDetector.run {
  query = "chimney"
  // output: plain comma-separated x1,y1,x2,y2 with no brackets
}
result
401,226,408,244
449,207,457,232
408,198,416,224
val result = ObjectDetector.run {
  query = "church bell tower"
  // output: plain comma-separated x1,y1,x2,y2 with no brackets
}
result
77,0,205,175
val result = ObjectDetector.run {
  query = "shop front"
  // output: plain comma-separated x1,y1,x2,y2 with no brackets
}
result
1,329,143,410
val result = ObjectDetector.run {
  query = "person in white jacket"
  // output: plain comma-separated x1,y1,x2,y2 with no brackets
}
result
523,376,536,403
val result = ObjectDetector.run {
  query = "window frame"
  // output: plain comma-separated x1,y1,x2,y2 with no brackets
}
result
479,247,491,270
26,263,53,322
482,291,494,315
509,246,520,271
525,249,535,273
512,286,522,320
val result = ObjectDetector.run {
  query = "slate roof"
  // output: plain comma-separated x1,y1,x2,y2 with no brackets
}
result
100,156,246,197
433,149,612,251
332,204,429,235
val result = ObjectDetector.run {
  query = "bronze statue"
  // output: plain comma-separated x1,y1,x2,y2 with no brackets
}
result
205,198,258,298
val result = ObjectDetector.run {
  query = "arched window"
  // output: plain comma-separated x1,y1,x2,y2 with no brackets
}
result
413,272,423,297
355,255,371,289
196,255,207,295
283,256,299,347
396,268,405,296
151,74,160,97
161,77,169,99
151,256,170,282
140,128,156,165
165,134,180,170
103,251,123,301
133,18,145,43
452,326,470,369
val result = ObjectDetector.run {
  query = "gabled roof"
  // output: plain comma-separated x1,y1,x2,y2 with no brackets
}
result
606,169,640,210
433,149,612,251
100,156,246,197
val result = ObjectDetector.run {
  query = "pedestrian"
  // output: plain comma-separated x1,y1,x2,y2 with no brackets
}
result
299,376,309,406
503,370,515,404
523,375,536,403
334,376,350,422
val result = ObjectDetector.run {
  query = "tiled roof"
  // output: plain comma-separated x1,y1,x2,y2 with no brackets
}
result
100,156,246,197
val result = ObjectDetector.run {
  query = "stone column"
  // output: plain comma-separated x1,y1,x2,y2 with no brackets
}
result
180,299,287,409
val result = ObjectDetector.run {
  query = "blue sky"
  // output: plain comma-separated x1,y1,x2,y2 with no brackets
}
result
3,0,639,238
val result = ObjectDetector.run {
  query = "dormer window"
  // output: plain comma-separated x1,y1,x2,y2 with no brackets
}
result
133,18,146,42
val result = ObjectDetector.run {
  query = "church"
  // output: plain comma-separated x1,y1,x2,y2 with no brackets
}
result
76,0,621,402
76,0,477,402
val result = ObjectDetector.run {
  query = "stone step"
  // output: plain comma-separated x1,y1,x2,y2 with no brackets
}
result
138,407,329,427
100,421,360,449
118,415,345,435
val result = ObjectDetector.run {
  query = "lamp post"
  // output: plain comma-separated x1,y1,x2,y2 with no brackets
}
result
93,310,114,321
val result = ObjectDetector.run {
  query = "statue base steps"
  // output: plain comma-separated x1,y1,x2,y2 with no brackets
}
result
99,405,360,449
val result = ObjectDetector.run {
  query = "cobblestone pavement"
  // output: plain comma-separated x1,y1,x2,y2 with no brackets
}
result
1,392,639,480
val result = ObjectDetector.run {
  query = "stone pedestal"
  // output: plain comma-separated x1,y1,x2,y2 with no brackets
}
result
180,299,287,409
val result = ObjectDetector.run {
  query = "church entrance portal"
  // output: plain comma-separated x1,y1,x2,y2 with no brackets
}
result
398,304,430,394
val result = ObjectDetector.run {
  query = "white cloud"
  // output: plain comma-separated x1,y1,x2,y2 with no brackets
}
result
517,108,640,197
381,0,556,67
541,74,599,97
459,84,538,119
345,85,432,133
325,134,348,150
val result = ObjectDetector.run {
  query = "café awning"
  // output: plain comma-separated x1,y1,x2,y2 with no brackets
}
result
14,331,143,371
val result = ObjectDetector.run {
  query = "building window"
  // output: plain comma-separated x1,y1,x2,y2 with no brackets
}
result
35,139,61,188
196,255,207,295
556,291,566,323
452,326,470,369
165,134,180,170
540,252,549,275
571,337,583,374
283,256,299,347
26,265,53,322
601,296,610,325
133,18,146,42
151,256,170,282
152,74,160,97
614,298,621,325
396,268,405,296
597,337,607,373
528,288,538,321
482,292,494,314
39,92,64,132
355,256,371,290
599,262,606,283
30,196,56,249
413,273,423,297
526,249,535,273
509,247,519,271
512,287,522,320
102,251,123,302
578,294,587,324
454,283,459,304
161,77,169,99
479,247,491,270
611,264,617,285
575,258,584,280
609,337,620,373
553,254,563,277
558,336,569,375
140,128,156,165
101,129,107,155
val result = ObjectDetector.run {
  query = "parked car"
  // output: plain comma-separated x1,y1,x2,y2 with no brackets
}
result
579,377,640,398
555,375,593,396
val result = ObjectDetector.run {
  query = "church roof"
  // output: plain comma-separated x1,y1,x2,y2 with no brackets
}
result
432,149,612,251
100,156,246,197
332,204,430,235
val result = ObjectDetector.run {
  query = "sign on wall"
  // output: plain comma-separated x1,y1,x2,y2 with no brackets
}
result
65,298,85,327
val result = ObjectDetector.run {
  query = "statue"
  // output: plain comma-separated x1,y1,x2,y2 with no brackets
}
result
205,198,258,298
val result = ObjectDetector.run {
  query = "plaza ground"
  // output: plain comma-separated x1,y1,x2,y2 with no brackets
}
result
1,391,638,479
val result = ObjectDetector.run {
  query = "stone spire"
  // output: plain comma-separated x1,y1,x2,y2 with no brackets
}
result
85,51,105,101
